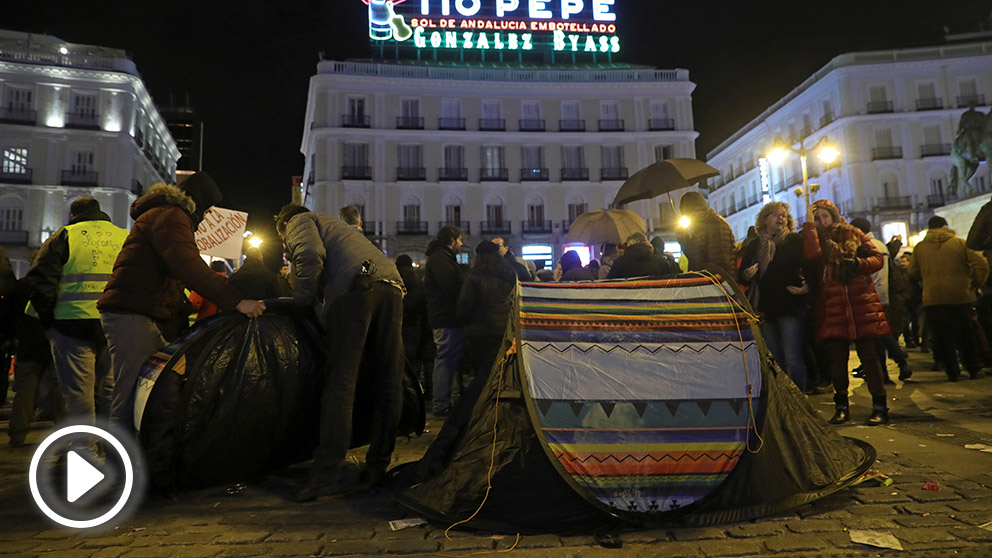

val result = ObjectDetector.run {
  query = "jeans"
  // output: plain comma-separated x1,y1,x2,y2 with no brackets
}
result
101,312,167,430
431,328,464,415
761,313,807,392
925,304,981,379
314,282,404,471
47,328,114,426
826,338,886,397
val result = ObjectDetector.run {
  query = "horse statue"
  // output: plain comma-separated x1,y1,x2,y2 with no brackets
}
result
950,106,992,196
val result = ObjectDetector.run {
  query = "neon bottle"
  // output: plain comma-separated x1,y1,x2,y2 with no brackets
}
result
369,0,392,40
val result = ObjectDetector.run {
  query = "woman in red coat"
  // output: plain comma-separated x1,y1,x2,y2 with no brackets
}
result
803,200,891,425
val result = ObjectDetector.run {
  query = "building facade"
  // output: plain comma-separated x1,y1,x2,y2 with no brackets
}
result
0,30,179,261
300,60,697,265
706,41,992,246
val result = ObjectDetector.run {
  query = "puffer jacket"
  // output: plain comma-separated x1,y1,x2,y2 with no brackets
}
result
608,243,677,279
456,265,516,339
676,208,738,275
803,221,890,340
909,227,989,306
99,184,243,321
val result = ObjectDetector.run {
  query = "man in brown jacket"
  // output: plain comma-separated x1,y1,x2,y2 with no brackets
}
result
675,191,738,275
98,173,265,429
909,216,990,381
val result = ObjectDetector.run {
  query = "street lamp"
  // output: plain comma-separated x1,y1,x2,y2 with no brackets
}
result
766,136,840,211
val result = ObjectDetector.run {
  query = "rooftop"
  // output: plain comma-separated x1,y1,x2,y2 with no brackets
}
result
0,29,138,76
319,59,690,83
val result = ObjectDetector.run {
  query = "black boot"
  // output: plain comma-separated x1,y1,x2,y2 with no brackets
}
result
865,394,889,426
829,393,850,424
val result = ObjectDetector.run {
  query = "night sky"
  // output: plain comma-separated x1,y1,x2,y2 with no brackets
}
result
5,0,991,237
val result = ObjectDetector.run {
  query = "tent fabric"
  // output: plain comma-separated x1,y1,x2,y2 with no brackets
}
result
390,270,874,532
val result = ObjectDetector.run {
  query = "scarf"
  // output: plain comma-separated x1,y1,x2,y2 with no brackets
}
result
818,222,860,281
748,228,788,310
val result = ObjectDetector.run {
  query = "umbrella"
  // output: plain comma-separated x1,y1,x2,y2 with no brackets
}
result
567,209,646,245
612,158,719,207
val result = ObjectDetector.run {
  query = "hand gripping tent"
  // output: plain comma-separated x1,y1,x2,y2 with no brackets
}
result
391,270,874,532
136,301,426,490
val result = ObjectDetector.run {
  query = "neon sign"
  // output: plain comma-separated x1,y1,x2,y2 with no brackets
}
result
362,0,621,54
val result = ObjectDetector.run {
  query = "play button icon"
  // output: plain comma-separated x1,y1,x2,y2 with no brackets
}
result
66,450,106,503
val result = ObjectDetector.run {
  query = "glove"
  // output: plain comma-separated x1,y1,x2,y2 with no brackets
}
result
839,258,860,285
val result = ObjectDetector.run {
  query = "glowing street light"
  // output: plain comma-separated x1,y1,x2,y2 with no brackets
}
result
765,135,841,211
678,215,691,229
248,236,263,249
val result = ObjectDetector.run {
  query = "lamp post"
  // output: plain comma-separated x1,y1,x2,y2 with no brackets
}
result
766,136,840,212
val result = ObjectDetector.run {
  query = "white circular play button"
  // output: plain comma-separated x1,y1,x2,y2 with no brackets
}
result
29,424,143,529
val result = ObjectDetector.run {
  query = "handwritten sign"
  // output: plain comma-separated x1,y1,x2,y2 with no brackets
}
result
194,207,248,260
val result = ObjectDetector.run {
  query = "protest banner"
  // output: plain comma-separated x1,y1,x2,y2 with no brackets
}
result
194,207,248,260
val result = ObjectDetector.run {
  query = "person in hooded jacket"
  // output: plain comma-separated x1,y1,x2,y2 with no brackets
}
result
676,191,738,275
555,250,596,281
803,199,891,425
423,226,465,417
608,233,677,279
98,174,266,429
228,247,290,300
457,241,516,391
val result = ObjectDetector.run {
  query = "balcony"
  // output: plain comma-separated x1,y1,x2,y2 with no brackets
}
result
746,194,761,207
396,116,424,129
65,111,100,130
0,107,36,125
867,101,894,114
479,118,506,131
598,119,625,132
920,143,951,157
0,168,32,184
561,167,589,181
875,196,913,211
363,221,380,236
927,193,951,208
520,167,549,181
916,97,943,111
396,166,427,181
480,220,512,235
819,113,835,128
601,167,629,181
559,119,585,131
957,94,986,108
307,171,315,185
396,221,429,235
438,167,468,181
648,118,675,131
130,179,143,196
438,117,466,130
480,167,509,181
799,125,814,139
341,166,372,179
0,230,28,245
134,129,144,147
438,220,471,234
562,219,572,233
519,119,545,132
871,146,903,160
521,220,552,234
61,169,98,186
341,114,370,128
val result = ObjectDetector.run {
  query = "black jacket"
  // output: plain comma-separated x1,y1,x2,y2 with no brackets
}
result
737,232,808,319
424,241,465,328
228,258,291,300
456,265,516,338
398,266,427,329
505,251,532,282
608,244,677,279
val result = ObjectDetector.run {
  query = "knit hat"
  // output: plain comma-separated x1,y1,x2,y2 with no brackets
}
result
180,172,223,225
395,254,413,267
475,240,499,255
810,199,843,225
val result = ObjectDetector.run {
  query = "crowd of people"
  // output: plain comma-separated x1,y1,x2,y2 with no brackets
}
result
2,177,991,502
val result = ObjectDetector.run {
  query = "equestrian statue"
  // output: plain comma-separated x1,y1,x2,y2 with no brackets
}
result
950,105,992,196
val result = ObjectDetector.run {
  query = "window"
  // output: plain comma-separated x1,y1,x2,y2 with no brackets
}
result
562,101,580,121
482,145,504,170
3,87,33,111
0,197,23,232
601,145,624,170
562,145,584,169
399,145,422,168
521,146,543,169
923,125,942,145
443,145,463,169
344,143,369,167
874,128,894,148
442,98,461,118
567,197,587,222
347,97,366,118
348,196,366,222
930,177,944,195
649,101,672,129
918,82,937,100
527,197,545,223
960,78,978,98
2,148,28,174
600,101,619,120
522,101,540,120
820,99,835,126
71,92,97,117
654,145,672,161
482,100,501,120
486,199,504,223
71,151,94,173
444,197,462,223
869,85,888,103
403,197,421,222
401,98,419,118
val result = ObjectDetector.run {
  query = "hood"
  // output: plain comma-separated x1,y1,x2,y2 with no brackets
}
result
130,183,196,221
180,172,223,226
426,239,453,258
923,227,956,244
68,209,111,225
624,243,655,260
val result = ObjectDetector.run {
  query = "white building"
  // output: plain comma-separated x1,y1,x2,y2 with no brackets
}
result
706,41,992,246
0,30,178,261
300,60,697,265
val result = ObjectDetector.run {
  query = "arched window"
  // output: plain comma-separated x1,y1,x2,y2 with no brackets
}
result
526,196,545,224
567,195,587,222
403,196,421,223
0,195,24,232
486,196,504,224
444,195,462,225
879,171,899,200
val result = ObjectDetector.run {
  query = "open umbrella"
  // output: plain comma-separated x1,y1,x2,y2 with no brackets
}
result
567,209,646,245
612,158,719,207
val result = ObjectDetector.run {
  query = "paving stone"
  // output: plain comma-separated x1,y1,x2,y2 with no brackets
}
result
632,542,699,558
319,540,383,556
785,519,845,533
121,548,180,558
950,512,992,525
170,546,226,558
841,516,900,530
852,491,913,504
894,527,957,544
316,528,374,541
906,489,964,503
264,542,323,557
371,526,428,542
724,522,785,538
695,539,763,556
951,526,992,543
256,530,322,543
89,547,131,558
618,529,669,543
898,503,955,515
79,537,130,549
558,535,597,546
949,499,992,512
846,504,899,515
956,489,992,500
379,539,442,555
892,514,962,527
438,536,493,552
32,531,71,541
157,534,219,546
212,533,270,545
0,541,45,553
216,547,272,557
669,527,727,541
900,540,971,552
30,539,82,552
762,534,830,552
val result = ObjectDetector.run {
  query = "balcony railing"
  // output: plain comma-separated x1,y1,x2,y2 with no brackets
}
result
0,107,36,124
601,167,629,180
134,129,144,147
362,222,380,236
746,194,761,207
520,167,549,181
598,119,625,131
559,119,585,131
396,167,427,181
927,194,951,208
957,94,986,108
65,111,100,129
479,118,506,131
341,165,372,179
561,167,589,181
438,220,471,234
396,116,424,129
799,125,814,139
480,167,509,181
819,113,835,128
871,146,903,160
61,169,98,186
562,219,572,232
0,230,28,245
867,101,894,114
130,179,143,196
341,114,371,128
0,168,32,184
875,196,913,210
480,220,512,235
438,117,465,130
521,220,552,234
648,118,675,131
920,143,951,157
438,167,468,181
916,98,943,111
396,221,429,235
519,119,545,131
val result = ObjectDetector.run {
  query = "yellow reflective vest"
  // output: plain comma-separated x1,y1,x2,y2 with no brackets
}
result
55,220,129,320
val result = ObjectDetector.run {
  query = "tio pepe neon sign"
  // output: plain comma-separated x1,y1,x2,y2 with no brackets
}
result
364,0,621,53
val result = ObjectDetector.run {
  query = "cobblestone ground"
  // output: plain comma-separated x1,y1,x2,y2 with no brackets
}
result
2,347,992,557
